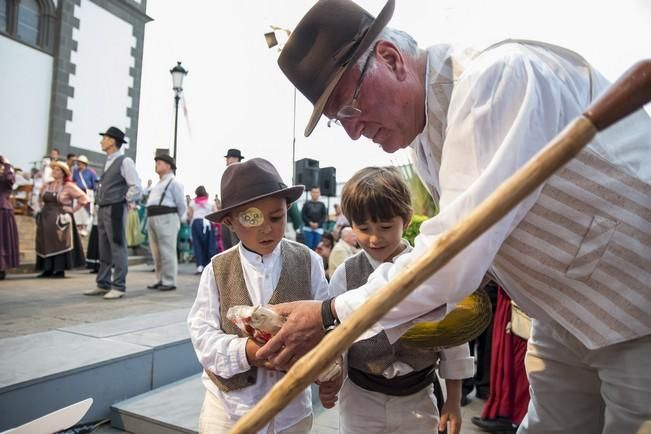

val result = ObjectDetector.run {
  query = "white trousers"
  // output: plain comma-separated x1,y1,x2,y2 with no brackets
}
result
198,391,313,434
147,213,179,286
338,377,439,434
519,319,651,434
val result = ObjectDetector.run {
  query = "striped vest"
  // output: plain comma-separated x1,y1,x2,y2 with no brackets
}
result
206,240,312,391
412,41,651,350
493,149,651,349
345,253,439,375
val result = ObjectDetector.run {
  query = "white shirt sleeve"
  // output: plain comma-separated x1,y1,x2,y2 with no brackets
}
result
438,343,474,379
328,261,348,298
120,157,143,202
187,264,251,378
335,47,566,339
308,248,330,301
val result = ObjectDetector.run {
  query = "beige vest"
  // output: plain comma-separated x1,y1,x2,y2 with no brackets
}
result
206,240,312,391
413,40,651,349
345,253,440,375
493,149,651,349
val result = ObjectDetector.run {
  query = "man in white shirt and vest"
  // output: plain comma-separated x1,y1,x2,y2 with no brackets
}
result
146,154,186,291
257,1,651,433
85,126,142,300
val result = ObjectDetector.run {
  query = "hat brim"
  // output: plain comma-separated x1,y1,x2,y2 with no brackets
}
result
205,185,305,223
304,0,395,137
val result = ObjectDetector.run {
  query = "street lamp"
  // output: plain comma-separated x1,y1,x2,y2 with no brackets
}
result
169,61,188,165
264,26,296,183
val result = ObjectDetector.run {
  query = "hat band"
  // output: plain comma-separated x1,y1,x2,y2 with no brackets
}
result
222,181,288,209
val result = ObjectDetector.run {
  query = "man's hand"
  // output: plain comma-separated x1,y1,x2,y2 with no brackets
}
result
256,300,325,371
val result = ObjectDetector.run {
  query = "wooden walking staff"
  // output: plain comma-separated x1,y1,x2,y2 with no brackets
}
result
230,60,651,434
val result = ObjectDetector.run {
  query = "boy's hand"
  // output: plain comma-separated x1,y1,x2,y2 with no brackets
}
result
439,398,462,434
245,338,275,370
316,357,344,408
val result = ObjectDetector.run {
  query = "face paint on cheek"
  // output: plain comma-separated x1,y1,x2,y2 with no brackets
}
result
238,207,264,227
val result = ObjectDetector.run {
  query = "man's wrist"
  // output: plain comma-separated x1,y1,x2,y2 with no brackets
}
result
321,297,339,332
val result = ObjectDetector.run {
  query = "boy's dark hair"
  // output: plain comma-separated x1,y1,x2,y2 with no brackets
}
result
67,153,76,160
341,166,412,225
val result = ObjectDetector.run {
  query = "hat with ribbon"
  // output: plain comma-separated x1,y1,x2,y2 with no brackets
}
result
224,148,245,160
154,153,176,170
206,158,304,222
99,126,127,144
278,0,394,137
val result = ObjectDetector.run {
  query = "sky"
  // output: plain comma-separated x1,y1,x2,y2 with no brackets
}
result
135,0,651,199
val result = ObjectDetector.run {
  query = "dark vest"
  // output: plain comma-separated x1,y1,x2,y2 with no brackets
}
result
206,240,312,392
97,155,127,206
345,253,439,376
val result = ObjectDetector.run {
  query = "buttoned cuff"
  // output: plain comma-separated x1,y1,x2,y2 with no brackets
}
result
439,356,475,379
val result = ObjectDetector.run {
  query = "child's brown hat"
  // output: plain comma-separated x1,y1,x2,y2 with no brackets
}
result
206,158,304,222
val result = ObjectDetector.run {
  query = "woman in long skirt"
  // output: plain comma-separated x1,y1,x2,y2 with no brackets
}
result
187,185,217,274
0,155,19,279
35,161,89,277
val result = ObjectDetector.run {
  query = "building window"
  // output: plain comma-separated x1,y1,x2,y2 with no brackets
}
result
1,0,54,52
16,0,38,44
0,0,7,32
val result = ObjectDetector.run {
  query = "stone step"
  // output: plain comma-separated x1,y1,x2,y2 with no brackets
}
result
0,309,201,432
111,375,202,434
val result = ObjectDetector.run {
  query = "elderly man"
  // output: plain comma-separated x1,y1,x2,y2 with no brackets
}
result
327,226,357,277
258,1,651,433
146,154,185,291
85,126,142,299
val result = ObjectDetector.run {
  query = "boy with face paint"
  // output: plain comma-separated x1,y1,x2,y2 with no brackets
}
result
187,158,329,434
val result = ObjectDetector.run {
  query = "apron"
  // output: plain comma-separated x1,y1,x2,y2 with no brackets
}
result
36,191,74,258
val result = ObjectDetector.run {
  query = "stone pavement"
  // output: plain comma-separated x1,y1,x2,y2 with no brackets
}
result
0,263,488,433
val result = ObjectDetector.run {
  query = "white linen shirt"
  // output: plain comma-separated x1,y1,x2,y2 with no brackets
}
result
329,241,473,380
334,41,651,341
145,172,186,218
187,241,329,433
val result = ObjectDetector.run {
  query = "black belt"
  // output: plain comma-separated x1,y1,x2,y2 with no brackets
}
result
348,365,435,396
147,205,178,217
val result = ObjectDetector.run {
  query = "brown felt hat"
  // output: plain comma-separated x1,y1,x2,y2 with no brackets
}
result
206,158,304,222
278,0,394,137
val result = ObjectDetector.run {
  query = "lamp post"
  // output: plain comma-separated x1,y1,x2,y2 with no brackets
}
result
264,26,296,183
169,61,188,164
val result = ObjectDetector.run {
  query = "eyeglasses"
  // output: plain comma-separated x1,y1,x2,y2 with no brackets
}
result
327,47,375,128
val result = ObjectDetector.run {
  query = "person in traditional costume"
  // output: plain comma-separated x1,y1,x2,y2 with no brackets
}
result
35,161,88,277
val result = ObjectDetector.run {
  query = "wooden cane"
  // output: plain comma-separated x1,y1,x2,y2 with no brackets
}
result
230,60,651,434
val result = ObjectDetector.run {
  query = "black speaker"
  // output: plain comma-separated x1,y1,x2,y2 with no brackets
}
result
295,158,319,188
319,167,337,197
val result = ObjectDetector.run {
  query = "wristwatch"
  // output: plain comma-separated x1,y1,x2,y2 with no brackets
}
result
321,297,339,333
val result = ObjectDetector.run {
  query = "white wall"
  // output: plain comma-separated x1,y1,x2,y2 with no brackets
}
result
67,0,135,153
0,36,53,171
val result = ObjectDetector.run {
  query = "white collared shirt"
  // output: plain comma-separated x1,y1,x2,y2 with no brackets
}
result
329,241,473,380
187,241,329,433
334,41,651,340
145,172,186,218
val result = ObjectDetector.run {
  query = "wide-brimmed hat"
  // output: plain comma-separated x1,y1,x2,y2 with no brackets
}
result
224,148,245,160
278,0,394,137
77,155,89,165
206,158,304,222
50,160,71,177
154,153,176,170
99,126,127,144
